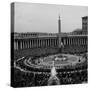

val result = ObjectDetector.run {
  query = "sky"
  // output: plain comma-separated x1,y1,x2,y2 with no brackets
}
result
14,2,88,33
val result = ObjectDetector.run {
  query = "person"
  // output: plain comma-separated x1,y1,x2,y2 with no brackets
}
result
78,57,81,62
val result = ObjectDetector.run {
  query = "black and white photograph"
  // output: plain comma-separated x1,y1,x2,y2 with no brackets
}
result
11,2,88,87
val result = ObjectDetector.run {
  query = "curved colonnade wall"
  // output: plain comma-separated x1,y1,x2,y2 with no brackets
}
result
14,35,87,51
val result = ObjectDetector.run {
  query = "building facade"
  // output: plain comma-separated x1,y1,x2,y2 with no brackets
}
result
82,16,88,31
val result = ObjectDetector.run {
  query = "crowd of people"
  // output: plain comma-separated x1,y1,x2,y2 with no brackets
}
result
12,52,87,87
12,45,88,87
57,69,87,84
62,45,87,54
15,52,87,71
13,66,87,87
14,48,59,60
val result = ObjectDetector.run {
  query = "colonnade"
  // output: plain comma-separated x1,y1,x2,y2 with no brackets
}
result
14,38,58,50
62,36,87,46
14,36,87,50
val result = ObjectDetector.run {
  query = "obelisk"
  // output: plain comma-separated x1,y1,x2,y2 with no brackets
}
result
58,15,61,52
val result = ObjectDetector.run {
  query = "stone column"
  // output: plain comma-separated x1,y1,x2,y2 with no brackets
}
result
73,38,74,45
75,38,76,45
51,39,52,47
31,40,32,48
69,38,70,45
16,40,18,50
40,39,41,47
32,40,34,48
40,39,42,47
80,38,81,45
27,40,28,48
26,41,27,48
69,38,70,46
35,39,36,48
28,40,30,48
82,38,84,45
83,38,84,45
28,40,29,48
67,38,68,45
24,40,25,49
71,38,72,45
46,39,48,47
64,38,65,45
79,38,81,45
68,38,69,45
16,41,17,50
23,40,25,49
70,38,71,45
50,39,51,47
29,40,30,48
14,41,16,50
43,39,45,47
81,38,82,45
36,39,38,48
54,39,56,46
22,40,23,49
38,39,39,47
45,39,46,47
25,41,27,49
77,38,79,45
20,41,22,50
53,39,55,46
29,40,31,48
32,39,34,48
38,39,39,48
65,38,67,45
83,38,85,45
47,39,49,47
42,39,43,47
68,38,70,45
49,39,50,47
81,38,83,45
86,38,87,45
72,38,73,45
